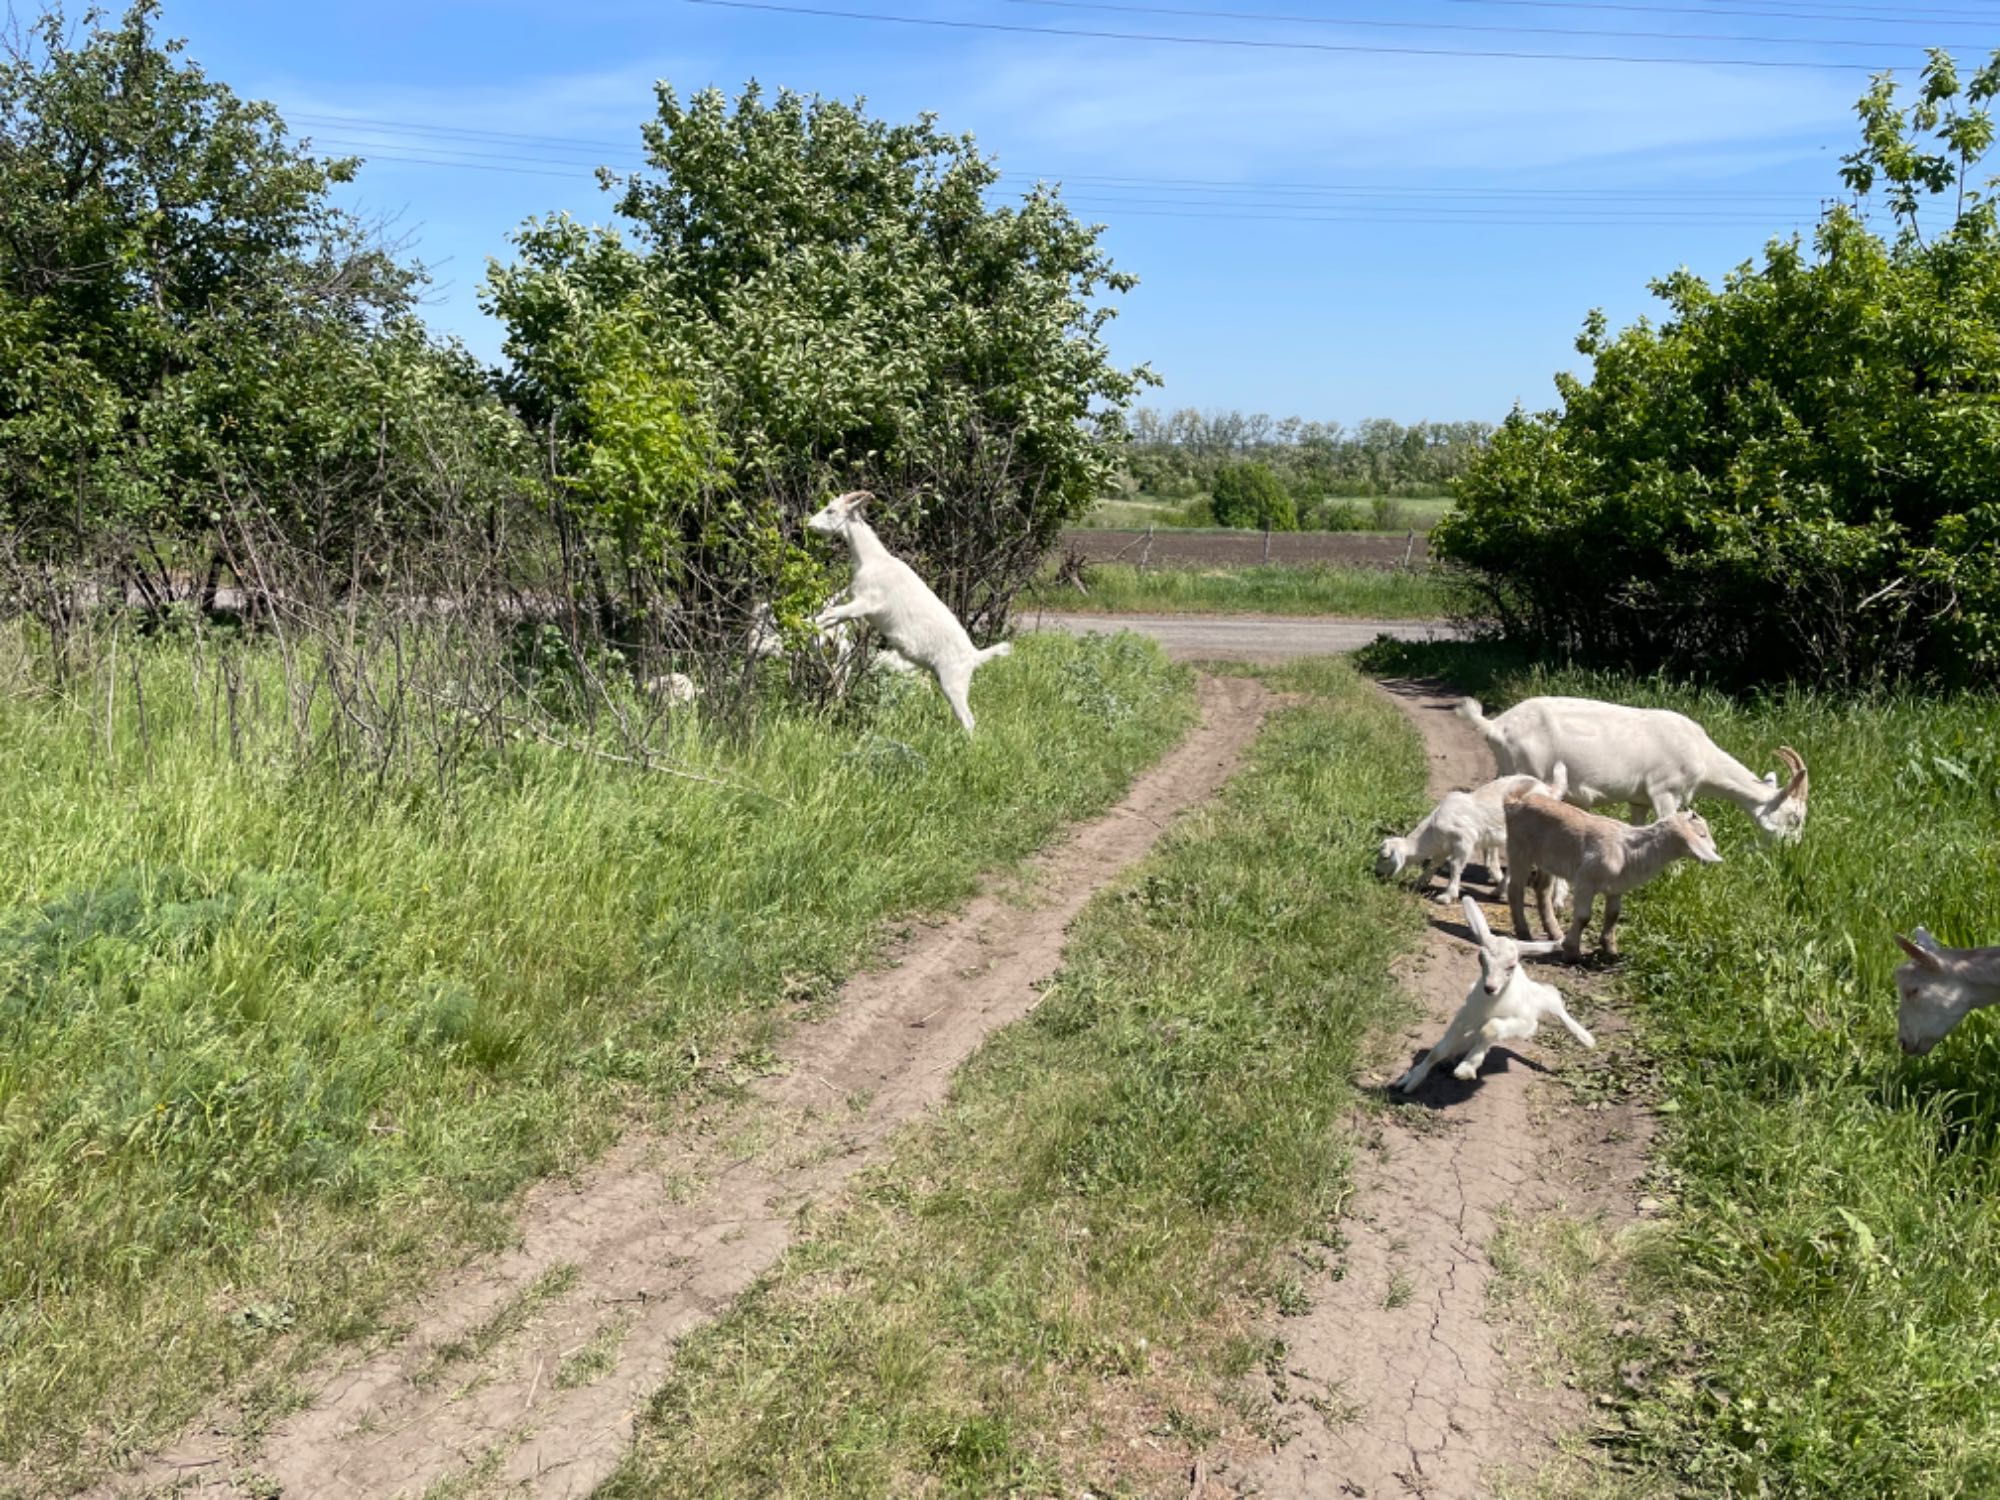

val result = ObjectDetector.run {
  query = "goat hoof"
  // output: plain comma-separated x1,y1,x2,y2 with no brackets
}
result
1452,1062,1478,1081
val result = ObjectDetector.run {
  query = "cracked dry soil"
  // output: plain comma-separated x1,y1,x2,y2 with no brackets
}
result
1233,677,1654,1500
97,674,1274,1500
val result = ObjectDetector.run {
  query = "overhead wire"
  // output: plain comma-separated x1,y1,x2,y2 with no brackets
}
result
300,126,1826,213
290,113,1825,203
286,112,1856,231
1004,0,1999,49
1448,0,2000,26
677,0,1901,69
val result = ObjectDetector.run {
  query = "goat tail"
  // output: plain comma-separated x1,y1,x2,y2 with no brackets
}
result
974,641,1014,667
1456,696,1491,732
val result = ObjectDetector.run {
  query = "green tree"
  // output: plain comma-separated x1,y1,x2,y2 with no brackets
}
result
1209,461,1297,531
1437,49,2000,685
485,82,1154,636
0,3,529,622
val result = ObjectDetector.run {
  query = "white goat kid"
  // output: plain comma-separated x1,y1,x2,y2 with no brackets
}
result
1396,897,1591,1092
1892,929,2000,1056
1376,771,1563,904
1504,791,1722,960
1460,696,1808,841
806,491,1009,731
747,602,919,678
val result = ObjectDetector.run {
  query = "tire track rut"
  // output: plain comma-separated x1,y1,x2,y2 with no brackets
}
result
1235,676,1653,1499
99,674,1274,1500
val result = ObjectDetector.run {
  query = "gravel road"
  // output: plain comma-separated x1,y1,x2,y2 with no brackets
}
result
1062,528,1427,569
1026,610,1460,662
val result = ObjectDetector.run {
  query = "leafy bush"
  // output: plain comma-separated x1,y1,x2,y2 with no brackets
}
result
1208,461,1297,531
1299,498,1365,532
486,83,1152,638
0,4,532,613
1437,51,2000,687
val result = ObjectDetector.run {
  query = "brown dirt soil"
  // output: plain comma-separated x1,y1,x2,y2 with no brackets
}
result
1063,529,1429,570
89,676,1275,1500
1226,676,1654,1500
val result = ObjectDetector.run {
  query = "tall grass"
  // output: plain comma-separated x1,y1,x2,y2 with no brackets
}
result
0,629,1196,1491
603,659,1426,1498
1361,640,2000,1496
1029,563,1457,618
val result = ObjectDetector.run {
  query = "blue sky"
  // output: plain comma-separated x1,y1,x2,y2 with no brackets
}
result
157,0,1997,422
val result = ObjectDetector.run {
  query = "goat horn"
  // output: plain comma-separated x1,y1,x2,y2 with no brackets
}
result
1777,745,1808,802
833,489,874,506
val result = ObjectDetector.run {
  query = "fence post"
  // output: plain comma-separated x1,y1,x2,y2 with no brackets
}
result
1402,528,1416,571
1140,523,1154,572
1263,525,1273,565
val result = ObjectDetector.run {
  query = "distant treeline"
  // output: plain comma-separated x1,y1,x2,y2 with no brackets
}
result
1118,410,1494,500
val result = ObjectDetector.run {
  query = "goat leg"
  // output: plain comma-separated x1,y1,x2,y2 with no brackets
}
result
1534,871,1563,942
1600,892,1622,957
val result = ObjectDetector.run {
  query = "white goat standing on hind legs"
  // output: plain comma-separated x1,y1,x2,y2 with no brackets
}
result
806,490,1013,733
1396,897,1593,1092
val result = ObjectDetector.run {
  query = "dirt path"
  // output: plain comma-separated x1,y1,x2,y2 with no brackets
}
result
102,676,1275,1500
1234,677,1652,1499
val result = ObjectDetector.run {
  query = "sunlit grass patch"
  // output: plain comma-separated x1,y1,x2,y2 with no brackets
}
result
0,629,1196,1489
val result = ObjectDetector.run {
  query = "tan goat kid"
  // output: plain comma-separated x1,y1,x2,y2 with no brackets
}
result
1504,790,1722,960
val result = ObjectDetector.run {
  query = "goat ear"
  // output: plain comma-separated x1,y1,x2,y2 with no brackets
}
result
1462,895,1492,947
1911,927,1946,954
1896,933,1945,971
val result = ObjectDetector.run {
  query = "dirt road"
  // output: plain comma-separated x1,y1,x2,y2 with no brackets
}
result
1062,528,1428,570
1029,610,1458,662
93,641,1634,1500
100,678,1277,1500
1234,678,1651,1498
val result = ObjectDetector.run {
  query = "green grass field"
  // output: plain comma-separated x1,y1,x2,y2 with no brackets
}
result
1361,640,2000,1498
1081,495,1454,533
0,630,1197,1491
1026,562,1459,618
603,659,1426,1497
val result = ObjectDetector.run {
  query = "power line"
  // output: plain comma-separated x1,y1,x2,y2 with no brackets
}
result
312,132,1829,213
294,113,1831,204
1006,0,1994,49
1062,202,1809,224
289,111,638,156
1449,0,2000,26
678,0,1898,68
1064,195,1794,218
1009,173,1811,199
327,142,1837,224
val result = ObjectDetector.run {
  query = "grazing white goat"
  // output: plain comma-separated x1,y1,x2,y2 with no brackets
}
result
807,491,1010,732
1460,696,1808,841
1892,929,2000,1056
1504,790,1722,960
1396,896,1591,1092
1376,770,1565,904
